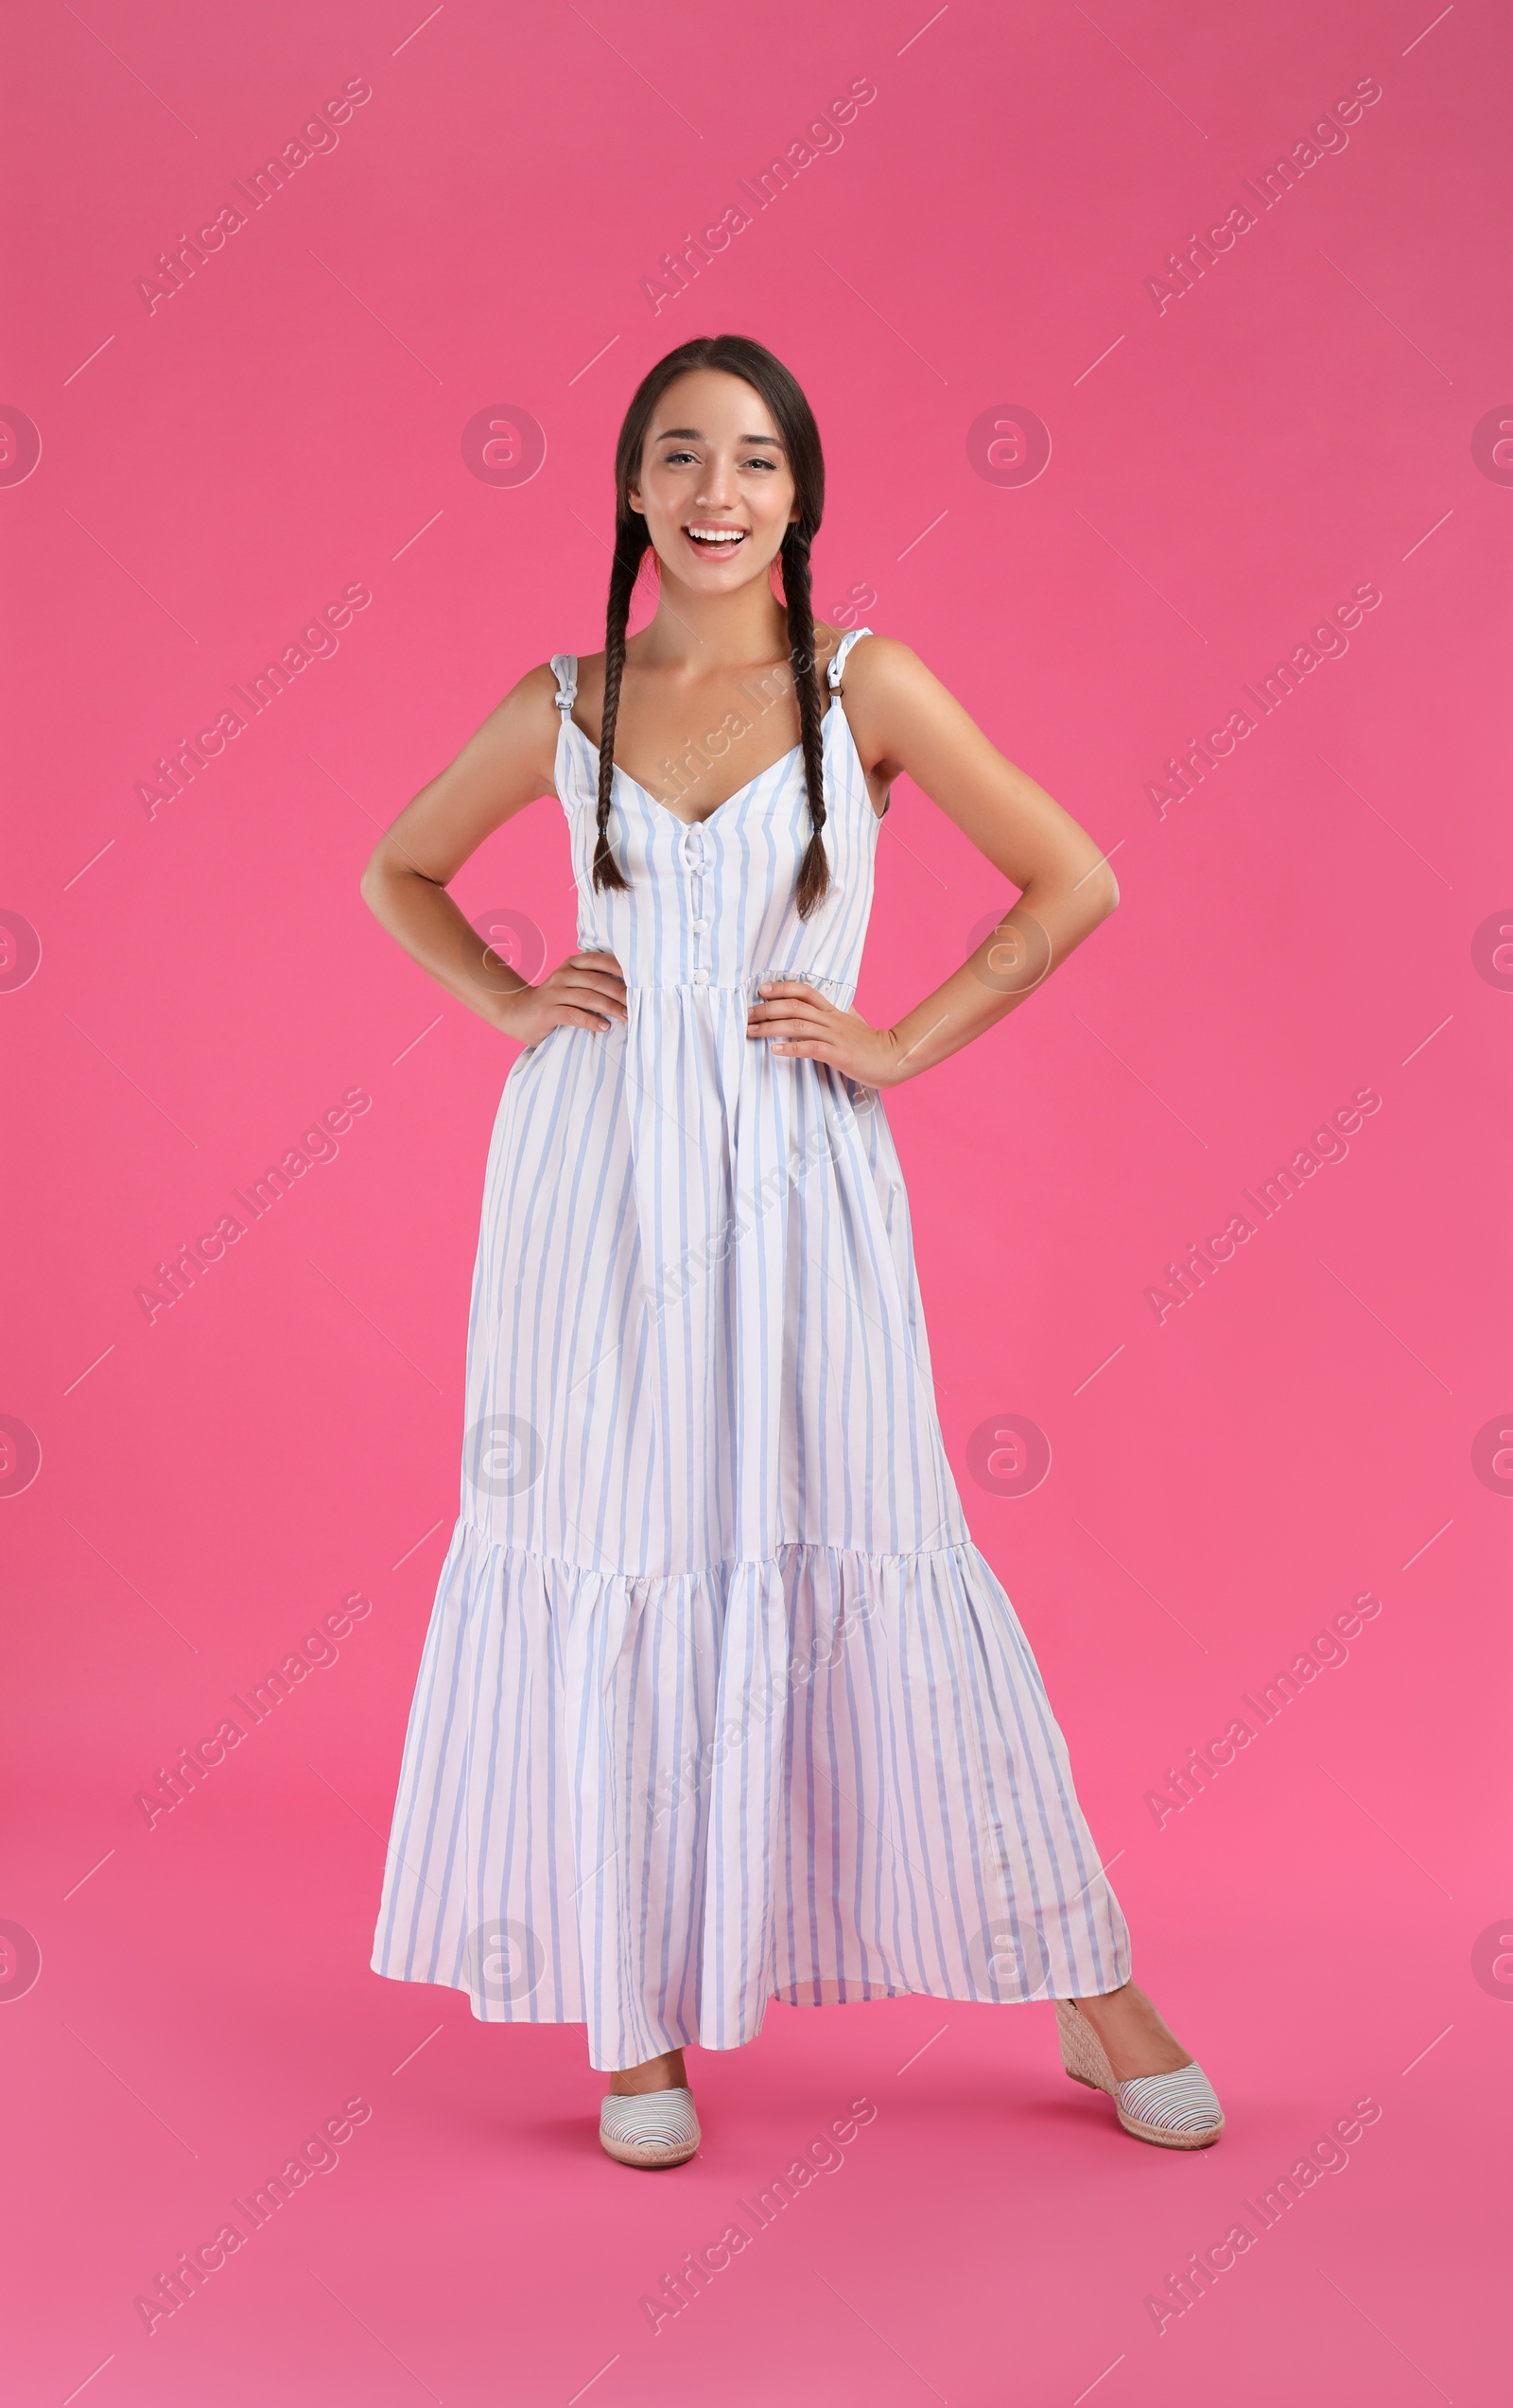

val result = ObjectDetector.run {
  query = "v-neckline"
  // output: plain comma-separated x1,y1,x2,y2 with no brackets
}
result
564,697,836,831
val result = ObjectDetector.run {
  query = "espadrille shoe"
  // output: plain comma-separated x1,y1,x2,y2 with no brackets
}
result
1055,1999,1224,2148
599,2086,702,2169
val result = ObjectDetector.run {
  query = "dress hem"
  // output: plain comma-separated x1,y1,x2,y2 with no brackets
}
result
373,1517,1135,2070
367,1952,1135,2073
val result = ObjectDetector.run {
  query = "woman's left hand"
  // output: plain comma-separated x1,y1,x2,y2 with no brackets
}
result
746,980,909,1086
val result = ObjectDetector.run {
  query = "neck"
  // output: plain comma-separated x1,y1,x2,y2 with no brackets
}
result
635,575,794,675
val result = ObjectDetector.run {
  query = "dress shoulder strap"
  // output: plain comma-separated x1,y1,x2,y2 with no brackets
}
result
826,627,872,691
549,654,579,713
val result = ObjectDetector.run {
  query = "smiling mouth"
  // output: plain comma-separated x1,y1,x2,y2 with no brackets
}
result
683,524,748,556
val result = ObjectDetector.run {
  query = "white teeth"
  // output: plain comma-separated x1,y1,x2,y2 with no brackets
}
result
687,528,745,544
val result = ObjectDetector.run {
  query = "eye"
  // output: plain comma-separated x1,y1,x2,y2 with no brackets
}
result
663,448,699,466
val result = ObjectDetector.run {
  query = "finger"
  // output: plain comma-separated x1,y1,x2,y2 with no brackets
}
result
571,952,625,980
758,1025,838,1053
562,1005,615,1032
750,1008,834,1039
747,995,834,1023
564,974,629,1016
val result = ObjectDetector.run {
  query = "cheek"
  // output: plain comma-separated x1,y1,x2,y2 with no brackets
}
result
638,473,680,528
755,476,798,530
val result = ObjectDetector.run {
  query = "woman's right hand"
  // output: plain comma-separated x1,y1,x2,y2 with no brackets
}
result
497,951,628,1046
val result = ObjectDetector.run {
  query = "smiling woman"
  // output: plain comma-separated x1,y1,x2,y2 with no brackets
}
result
359,329,1224,2174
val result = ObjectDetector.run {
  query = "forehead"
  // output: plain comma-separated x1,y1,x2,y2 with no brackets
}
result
648,369,784,443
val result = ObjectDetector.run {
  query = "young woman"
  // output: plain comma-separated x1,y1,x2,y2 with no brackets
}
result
363,333,1223,2166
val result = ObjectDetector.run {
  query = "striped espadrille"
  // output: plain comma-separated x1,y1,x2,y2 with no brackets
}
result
599,2086,702,2169
1055,1999,1224,2148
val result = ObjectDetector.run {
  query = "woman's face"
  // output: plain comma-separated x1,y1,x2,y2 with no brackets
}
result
628,369,798,595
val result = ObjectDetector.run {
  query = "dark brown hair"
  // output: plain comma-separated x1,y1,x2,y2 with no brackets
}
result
591,334,830,918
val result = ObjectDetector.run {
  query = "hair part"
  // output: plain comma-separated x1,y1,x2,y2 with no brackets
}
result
592,334,830,919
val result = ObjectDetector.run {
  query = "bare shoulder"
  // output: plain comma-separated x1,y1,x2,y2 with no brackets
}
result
431,653,565,812
510,655,569,727
841,632,933,702
834,632,961,774
361,655,569,888
479,657,569,784
477,654,566,729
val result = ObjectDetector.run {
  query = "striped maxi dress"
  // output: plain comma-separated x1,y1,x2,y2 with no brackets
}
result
370,628,1131,2070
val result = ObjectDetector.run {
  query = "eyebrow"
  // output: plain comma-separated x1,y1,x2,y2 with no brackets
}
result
653,427,783,446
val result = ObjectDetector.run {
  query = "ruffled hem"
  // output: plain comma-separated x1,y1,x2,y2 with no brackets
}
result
370,1520,1130,2070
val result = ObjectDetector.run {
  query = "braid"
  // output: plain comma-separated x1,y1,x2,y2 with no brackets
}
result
782,528,831,921
591,513,646,896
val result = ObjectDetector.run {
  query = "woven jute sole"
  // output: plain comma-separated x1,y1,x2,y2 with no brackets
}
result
600,2132,700,2168
599,2110,702,2169
599,2129,700,2169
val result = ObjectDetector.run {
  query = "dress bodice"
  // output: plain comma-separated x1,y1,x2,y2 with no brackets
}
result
549,628,878,1008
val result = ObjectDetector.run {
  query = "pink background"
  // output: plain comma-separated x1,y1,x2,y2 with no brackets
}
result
3,2,1507,2401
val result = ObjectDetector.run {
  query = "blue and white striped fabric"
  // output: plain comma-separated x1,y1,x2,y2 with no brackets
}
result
370,629,1131,2070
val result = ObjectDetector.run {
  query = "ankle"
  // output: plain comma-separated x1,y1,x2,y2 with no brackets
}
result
607,2049,688,2096
1070,1985,1192,2083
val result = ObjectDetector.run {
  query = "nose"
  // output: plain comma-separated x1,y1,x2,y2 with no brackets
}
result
694,453,739,511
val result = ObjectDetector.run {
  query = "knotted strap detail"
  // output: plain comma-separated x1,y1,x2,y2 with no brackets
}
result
826,626,871,692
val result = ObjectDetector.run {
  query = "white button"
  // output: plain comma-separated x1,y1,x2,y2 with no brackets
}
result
692,968,709,986
691,917,707,931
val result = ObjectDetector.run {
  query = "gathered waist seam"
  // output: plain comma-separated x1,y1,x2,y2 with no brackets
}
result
618,972,853,995
450,1525,975,1578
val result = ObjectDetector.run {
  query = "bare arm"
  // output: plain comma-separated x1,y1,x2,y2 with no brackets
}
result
747,636,1119,1084
358,664,627,1041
